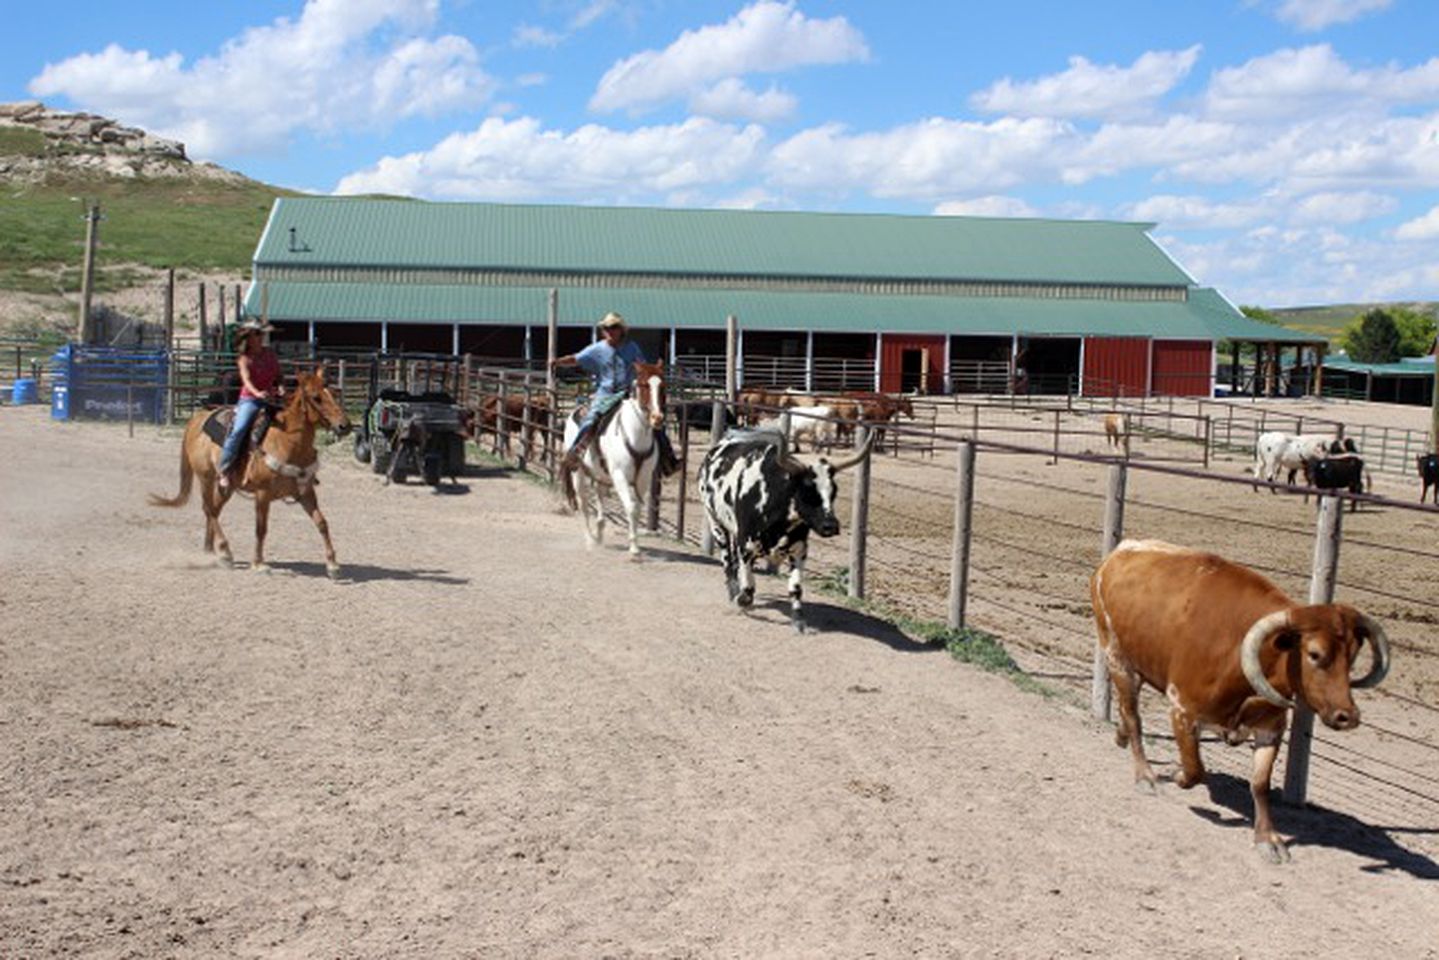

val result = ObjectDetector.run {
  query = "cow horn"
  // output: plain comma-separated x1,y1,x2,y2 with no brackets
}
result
1240,609,1295,708
827,428,877,473
1351,613,1391,689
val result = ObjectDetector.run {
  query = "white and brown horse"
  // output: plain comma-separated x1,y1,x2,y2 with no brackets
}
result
560,360,667,557
149,366,352,577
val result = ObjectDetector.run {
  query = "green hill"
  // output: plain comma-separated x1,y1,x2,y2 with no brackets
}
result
1270,302,1439,345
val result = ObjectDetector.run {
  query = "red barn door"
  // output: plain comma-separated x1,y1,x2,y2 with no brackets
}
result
1152,340,1213,396
1083,337,1149,397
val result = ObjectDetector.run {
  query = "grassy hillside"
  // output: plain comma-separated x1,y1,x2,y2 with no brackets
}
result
0,166,295,296
1271,302,1439,345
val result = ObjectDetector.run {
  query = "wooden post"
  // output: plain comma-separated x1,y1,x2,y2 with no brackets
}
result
724,314,739,402
78,202,100,344
1051,409,1061,465
163,268,175,424
947,440,976,630
1092,461,1127,720
1284,494,1344,804
848,425,872,600
675,418,690,542
1202,415,1212,469
217,285,227,345
701,399,727,556
197,283,208,354
546,289,559,395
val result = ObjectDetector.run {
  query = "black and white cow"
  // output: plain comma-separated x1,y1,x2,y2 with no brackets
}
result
699,428,874,632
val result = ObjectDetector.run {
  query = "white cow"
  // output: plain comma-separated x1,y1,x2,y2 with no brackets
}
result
762,405,838,453
1252,431,1331,492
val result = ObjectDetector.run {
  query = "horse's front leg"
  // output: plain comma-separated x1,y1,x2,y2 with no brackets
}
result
611,471,642,558
297,487,341,579
251,493,274,573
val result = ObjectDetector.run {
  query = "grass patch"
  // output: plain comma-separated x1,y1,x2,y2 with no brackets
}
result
0,174,296,293
0,127,48,157
811,566,1054,697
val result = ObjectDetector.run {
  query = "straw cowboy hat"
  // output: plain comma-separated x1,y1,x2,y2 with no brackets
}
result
597,311,627,330
236,317,275,335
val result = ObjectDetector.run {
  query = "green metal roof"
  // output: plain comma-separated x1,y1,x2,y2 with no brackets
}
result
257,197,1194,287
1323,358,1437,377
244,280,1321,343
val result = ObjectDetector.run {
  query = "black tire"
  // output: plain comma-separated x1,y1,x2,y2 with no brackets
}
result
444,433,465,475
371,434,392,475
422,451,443,486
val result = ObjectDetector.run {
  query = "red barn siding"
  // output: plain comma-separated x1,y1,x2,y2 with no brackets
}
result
880,334,946,393
1083,337,1149,397
1152,340,1212,397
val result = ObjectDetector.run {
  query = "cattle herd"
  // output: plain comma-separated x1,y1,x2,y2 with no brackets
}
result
455,376,1426,862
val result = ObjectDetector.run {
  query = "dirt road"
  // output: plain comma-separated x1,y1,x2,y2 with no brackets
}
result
1,407,1435,958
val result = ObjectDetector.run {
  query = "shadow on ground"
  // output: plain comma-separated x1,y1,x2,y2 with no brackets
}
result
1193,772,1439,878
267,560,470,586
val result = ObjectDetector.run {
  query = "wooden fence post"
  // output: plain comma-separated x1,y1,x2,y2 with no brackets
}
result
1092,461,1128,720
947,439,976,630
725,314,738,402
675,419,690,542
1284,494,1343,804
1202,416,1212,469
848,425,873,600
701,399,727,555
1051,409,1061,465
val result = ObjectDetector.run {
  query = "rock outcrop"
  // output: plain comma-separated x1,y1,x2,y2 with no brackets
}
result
0,101,247,183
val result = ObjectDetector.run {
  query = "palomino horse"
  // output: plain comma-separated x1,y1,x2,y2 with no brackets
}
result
149,366,352,577
560,360,667,557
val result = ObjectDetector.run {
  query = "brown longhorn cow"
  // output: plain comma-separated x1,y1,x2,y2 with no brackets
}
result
1091,539,1390,862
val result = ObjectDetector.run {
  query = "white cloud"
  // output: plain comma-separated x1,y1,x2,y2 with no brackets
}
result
1271,0,1392,32
1289,190,1396,224
1123,195,1267,229
512,25,563,49
589,1,868,114
688,79,796,123
334,115,766,200
1395,204,1439,240
1065,116,1239,183
933,196,1039,218
970,46,1201,120
1203,45,1439,121
766,117,1075,199
27,0,494,158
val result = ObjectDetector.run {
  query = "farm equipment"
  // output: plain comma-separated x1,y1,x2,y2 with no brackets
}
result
352,354,469,486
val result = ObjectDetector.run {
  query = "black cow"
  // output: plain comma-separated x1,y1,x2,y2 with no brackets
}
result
673,399,737,433
1305,453,1365,512
1419,453,1439,505
699,428,873,632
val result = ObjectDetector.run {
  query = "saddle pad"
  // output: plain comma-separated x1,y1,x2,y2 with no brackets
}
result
202,408,234,445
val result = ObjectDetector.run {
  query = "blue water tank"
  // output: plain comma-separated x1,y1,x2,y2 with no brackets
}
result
11,378,38,404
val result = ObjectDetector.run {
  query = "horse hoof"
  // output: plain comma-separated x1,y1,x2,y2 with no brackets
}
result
326,564,342,580
628,550,644,562
252,562,271,574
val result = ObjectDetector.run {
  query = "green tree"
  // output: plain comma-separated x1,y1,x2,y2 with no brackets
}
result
1340,308,1402,363
1387,306,1438,357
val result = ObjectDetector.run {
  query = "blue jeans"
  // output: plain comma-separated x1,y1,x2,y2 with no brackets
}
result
219,397,264,474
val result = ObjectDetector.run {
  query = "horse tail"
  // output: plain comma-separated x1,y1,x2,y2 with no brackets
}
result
148,434,195,508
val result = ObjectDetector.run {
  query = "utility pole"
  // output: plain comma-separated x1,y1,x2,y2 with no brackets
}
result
1430,335,1438,453
77,201,102,343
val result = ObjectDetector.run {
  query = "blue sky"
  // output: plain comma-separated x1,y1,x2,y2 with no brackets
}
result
3,0,1437,308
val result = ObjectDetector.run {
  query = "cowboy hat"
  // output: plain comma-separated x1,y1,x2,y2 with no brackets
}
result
597,311,627,330
236,317,275,335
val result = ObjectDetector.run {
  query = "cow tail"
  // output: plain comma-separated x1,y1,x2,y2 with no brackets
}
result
148,442,194,508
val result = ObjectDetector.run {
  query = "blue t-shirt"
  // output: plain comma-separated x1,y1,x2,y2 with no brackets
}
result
574,339,646,397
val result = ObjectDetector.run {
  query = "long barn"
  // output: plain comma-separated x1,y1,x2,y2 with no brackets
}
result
242,197,1320,398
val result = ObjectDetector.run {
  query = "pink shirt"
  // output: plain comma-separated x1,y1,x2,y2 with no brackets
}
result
239,350,280,400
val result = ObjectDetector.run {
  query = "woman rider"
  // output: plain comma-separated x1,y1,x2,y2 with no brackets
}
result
218,317,282,489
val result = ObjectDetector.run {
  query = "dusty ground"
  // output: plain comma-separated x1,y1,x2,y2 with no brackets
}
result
2,404,1438,959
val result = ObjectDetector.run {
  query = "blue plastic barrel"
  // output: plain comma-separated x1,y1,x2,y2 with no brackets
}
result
11,378,38,405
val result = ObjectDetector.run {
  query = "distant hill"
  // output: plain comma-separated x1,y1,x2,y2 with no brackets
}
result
0,101,297,339
1270,302,1439,347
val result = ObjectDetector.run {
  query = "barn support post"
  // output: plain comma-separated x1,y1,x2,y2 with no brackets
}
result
701,399,728,556
725,315,738,401
1092,460,1128,720
847,425,873,600
947,439,976,630
804,330,814,393
1284,494,1344,805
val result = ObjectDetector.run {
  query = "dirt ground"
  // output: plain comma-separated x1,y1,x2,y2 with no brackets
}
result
2,404,1438,959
